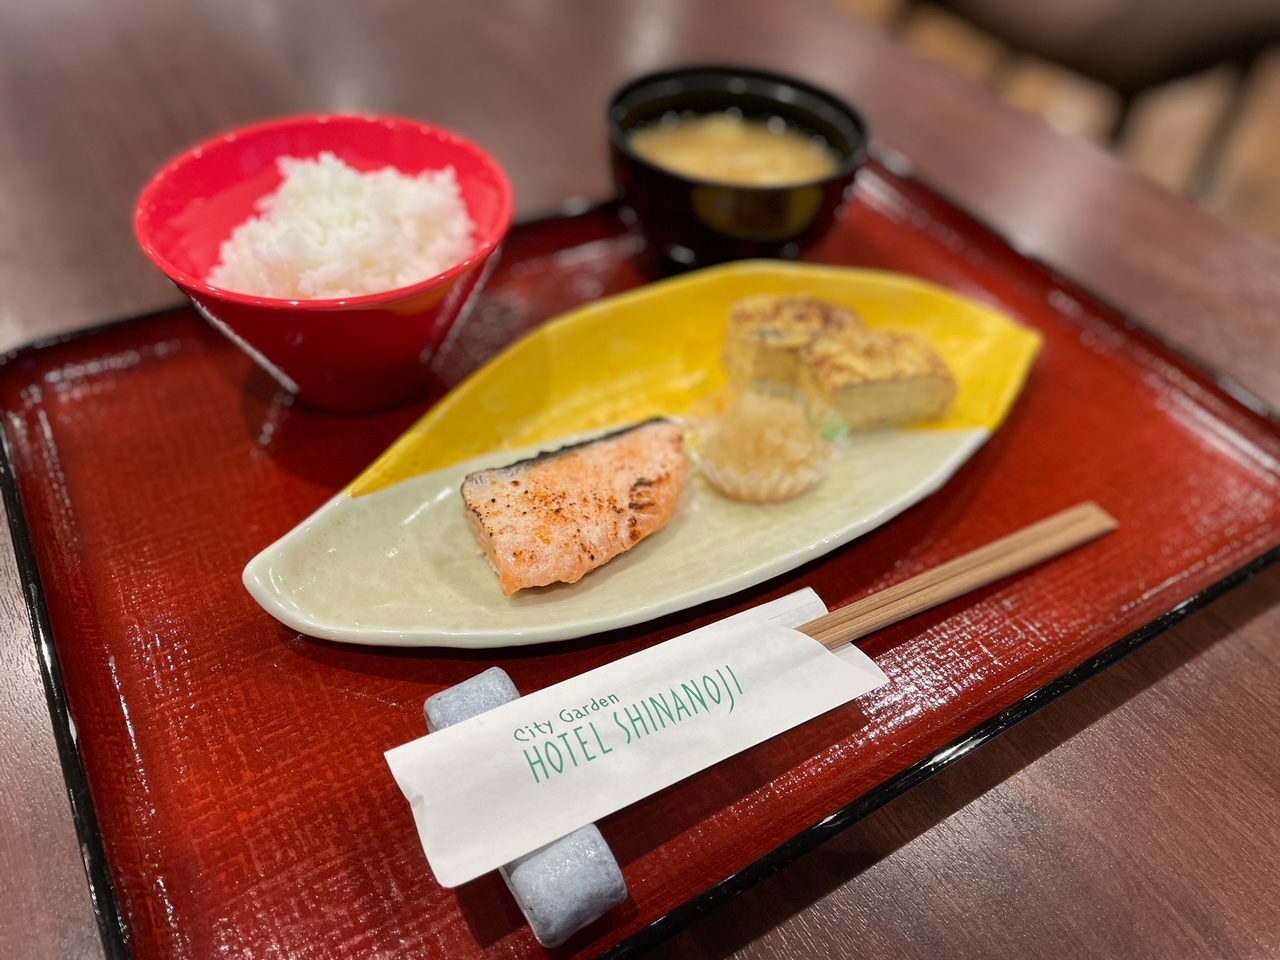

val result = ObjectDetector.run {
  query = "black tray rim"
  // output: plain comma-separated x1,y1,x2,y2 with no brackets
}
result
2,184,1280,960
0,412,133,960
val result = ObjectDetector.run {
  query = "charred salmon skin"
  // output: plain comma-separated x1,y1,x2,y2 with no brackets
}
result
461,419,687,595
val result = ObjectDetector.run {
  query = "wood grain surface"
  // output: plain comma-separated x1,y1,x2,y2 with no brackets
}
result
1,1,1278,958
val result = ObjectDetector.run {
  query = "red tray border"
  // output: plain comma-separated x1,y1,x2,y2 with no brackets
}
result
4,196,1280,960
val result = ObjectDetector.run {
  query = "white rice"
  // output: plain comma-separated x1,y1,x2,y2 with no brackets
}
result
206,151,476,300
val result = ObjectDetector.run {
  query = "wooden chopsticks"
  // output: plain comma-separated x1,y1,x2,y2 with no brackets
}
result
799,502,1118,650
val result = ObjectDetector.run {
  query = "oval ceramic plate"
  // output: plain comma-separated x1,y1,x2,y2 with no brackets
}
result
243,261,1041,647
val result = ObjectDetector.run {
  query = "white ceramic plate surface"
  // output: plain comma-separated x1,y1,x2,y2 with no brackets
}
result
243,261,1041,647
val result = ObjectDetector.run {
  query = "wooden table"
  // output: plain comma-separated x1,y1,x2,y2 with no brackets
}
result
3,1,1279,957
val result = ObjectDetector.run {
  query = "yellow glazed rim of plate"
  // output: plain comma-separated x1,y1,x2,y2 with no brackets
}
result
351,261,1043,497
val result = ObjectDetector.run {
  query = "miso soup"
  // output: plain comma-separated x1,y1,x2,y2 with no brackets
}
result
628,112,841,187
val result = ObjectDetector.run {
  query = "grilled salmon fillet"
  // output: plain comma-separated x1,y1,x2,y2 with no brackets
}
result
461,419,687,595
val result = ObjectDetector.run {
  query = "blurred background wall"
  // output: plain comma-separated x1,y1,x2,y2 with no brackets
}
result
833,0,1280,243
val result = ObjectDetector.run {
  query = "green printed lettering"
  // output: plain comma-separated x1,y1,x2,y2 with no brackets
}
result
572,725,597,762
702,674,722,705
725,663,744,694
716,668,736,713
544,740,565,775
613,710,632,745
590,720,614,755
681,681,707,713
648,693,675,728
624,702,650,738
555,732,580,767
669,686,693,721
524,746,548,785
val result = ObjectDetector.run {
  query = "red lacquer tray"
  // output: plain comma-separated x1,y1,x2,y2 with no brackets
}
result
5,163,1280,960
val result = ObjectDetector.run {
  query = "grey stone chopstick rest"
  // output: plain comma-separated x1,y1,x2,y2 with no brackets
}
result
424,667,520,732
424,667,629,946
499,824,627,948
